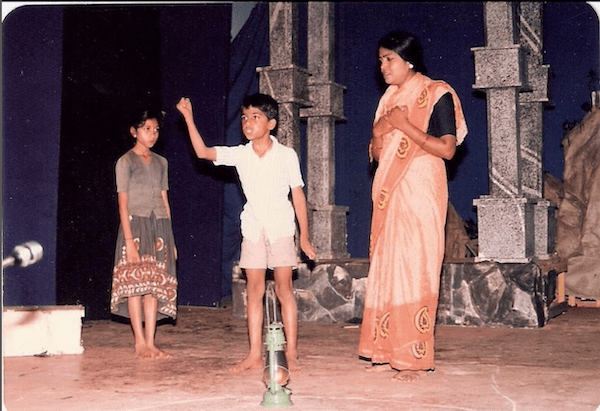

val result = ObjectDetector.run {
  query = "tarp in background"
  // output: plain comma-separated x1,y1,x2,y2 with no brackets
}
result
557,108,600,300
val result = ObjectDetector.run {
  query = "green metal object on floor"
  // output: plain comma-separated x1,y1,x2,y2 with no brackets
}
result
261,283,292,407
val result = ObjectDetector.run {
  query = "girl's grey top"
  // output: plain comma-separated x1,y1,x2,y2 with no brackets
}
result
115,149,169,219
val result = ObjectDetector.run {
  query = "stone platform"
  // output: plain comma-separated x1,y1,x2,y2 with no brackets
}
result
232,257,565,328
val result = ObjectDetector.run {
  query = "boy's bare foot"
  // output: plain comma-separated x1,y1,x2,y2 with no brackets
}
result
392,370,428,382
286,356,301,373
365,363,393,373
285,349,301,373
229,355,263,373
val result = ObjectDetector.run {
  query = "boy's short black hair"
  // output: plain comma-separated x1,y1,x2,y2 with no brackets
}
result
241,93,279,122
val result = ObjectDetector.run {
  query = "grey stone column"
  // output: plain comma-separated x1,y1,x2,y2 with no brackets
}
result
299,2,349,259
517,2,556,258
472,2,536,262
257,2,310,154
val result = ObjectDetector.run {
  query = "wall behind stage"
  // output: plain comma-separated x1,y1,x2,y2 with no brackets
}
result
3,4,231,320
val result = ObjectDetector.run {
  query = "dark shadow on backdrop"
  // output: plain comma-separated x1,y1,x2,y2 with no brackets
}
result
56,5,231,319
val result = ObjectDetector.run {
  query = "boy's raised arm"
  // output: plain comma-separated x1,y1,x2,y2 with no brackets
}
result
176,97,217,161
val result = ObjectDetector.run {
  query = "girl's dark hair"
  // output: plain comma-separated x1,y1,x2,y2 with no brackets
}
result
378,30,427,74
241,93,279,122
130,108,166,129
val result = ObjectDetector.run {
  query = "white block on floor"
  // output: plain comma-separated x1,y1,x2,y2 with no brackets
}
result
2,305,85,357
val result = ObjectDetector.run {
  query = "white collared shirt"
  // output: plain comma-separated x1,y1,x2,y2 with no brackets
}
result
214,135,304,243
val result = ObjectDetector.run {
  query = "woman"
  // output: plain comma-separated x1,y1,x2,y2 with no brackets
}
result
358,31,468,382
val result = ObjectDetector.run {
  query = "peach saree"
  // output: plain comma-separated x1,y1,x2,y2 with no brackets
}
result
359,73,467,370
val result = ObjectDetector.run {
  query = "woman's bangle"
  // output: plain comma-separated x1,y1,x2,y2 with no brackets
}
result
421,134,431,148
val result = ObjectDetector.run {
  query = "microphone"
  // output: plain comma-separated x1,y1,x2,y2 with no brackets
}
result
2,241,44,269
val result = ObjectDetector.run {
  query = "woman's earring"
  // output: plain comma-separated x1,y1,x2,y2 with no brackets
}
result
409,63,414,69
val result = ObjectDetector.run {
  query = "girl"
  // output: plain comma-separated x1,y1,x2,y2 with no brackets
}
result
110,108,178,359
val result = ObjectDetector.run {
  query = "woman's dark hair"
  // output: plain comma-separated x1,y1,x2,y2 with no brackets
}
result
378,30,427,74
130,108,166,129
241,93,279,122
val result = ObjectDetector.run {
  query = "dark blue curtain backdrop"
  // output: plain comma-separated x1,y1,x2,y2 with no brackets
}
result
2,7,63,306
333,2,599,258
222,2,599,263
159,5,231,311
56,6,167,319
221,3,269,299
3,4,231,319
3,2,598,316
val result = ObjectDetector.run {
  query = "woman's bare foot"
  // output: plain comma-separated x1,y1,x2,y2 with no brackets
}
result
229,355,263,373
392,370,428,382
365,363,393,373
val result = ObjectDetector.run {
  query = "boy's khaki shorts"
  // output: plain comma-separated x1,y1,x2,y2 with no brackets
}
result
239,229,298,269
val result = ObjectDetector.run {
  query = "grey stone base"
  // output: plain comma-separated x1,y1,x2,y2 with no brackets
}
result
231,259,369,323
231,258,562,328
473,196,536,262
437,260,560,328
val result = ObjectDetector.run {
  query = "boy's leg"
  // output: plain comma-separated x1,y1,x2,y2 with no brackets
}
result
230,268,266,372
273,266,300,373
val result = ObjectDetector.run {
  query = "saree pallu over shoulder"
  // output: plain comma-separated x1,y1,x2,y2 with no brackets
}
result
359,73,467,371
369,73,467,255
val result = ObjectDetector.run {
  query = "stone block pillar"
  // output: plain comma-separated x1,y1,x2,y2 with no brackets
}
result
517,2,556,258
299,2,349,259
257,2,310,154
472,2,535,262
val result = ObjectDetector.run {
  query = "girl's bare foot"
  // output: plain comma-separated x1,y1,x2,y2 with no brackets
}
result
229,355,263,373
135,343,155,360
392,370,428,382
149,345,172,359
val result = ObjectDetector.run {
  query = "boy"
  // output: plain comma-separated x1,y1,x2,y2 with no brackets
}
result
176,94,316,373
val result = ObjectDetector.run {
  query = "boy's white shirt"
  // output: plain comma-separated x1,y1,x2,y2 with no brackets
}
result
213,135,304,243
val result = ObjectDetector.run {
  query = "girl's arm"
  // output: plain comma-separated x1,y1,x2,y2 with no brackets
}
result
161,190,172,220
176,97,217,161
290,186,316,260
385,105,456,160
161,190,177,260
118,192,141,263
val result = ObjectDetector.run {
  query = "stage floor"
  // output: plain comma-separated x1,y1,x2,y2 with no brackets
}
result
3,305,599,411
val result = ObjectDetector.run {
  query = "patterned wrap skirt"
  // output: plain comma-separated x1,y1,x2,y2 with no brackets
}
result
111,212,178,320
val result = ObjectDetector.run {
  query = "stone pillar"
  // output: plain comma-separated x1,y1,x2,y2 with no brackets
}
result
299,2,349,259
517,2,556,258
472,2,536,262
257,2,310,154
